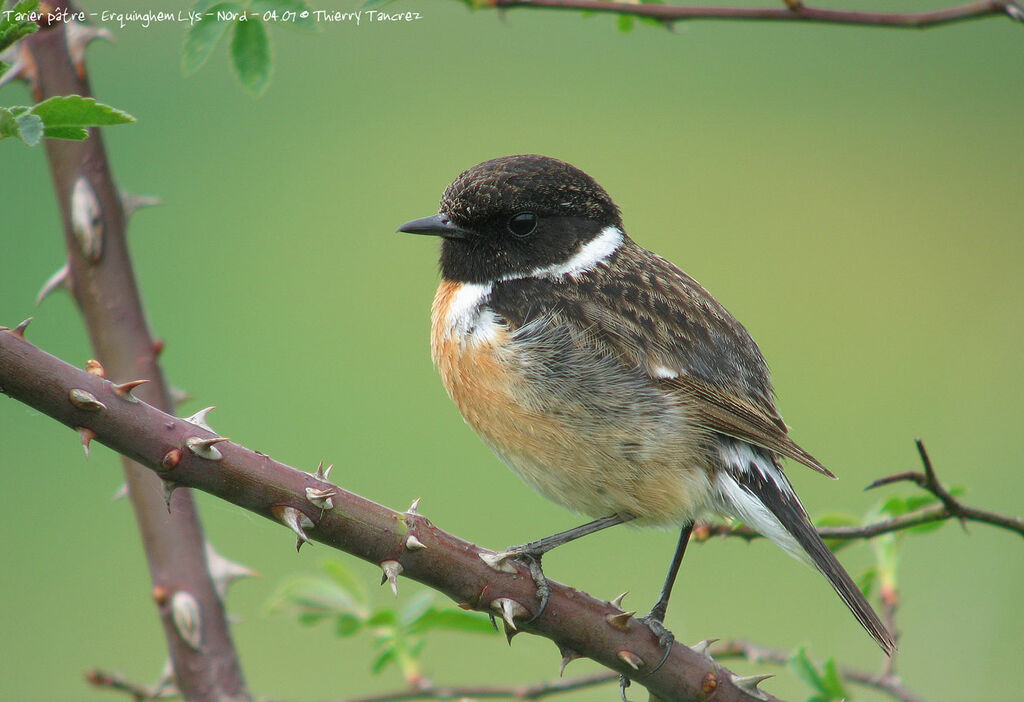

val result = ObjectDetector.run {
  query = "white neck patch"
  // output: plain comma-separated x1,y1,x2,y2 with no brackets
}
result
512,225,624,281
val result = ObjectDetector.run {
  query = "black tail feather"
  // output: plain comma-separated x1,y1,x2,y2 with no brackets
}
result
722,445,897,656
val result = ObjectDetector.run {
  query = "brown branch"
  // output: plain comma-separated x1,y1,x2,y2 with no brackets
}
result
490,0,1024,28
86,669,176,701
711,640,924,702
273,671,621,702
21,8,249,701
0,328,781,702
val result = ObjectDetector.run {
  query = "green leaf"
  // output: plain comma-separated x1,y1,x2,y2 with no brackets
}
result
857,565,878,598
410,608,497,635
0,108,43,146
230,16,271,95
788,647,827,697
821,657,848,698
370,645,397,675
365,609,398,628
263,575,364,617
42,126,89,141
335,612,364,637
0,0,40,53
320,560,369,606
399,591,435,627
298,611,334,626
182,2,239,75
30,96,135,127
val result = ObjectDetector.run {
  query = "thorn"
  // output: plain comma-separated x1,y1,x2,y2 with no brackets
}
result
169,385,190,408
272,506,314,551
619,675,630,702
162,480,180,511
731,673,774,699
185,436,229,460
111,483,128,501
204,541,258,599
380,560,403,596
160,448,182,471
71,177,103,262
86,359,105,377
488,612,499,632
183,406,216,432
407,497,421,514
150,658,178,699
121,190,162,218
313,461,334,481
617,650,644,671
557,644,582,676
152,585,171,606
69,388,106,412
77,427,96,458
169,590,202,651
405,534,427,550
479,551,518,574
690,638,719,660
605,610,636,632
0,44,37,90
65,21,115,76
112,379,148,401
305,486,336,511
152,339,165,357
610,591,629,610
36,262,71,306
491,597,528,632
10,318,32,339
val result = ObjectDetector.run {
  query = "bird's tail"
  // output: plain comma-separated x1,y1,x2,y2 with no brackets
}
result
715,440,897,656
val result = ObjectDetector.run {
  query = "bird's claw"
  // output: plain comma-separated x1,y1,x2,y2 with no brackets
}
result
637,612,675,675
491,546,549,624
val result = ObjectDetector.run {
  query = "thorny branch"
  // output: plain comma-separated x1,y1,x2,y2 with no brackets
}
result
489,0,1024,29
18,7,249,701
0,326,780,702
90,641,928,702
693,439,1024,543
710,640,925,702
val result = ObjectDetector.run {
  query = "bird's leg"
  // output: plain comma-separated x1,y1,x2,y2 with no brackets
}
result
489,513,632,622
638,521,694,675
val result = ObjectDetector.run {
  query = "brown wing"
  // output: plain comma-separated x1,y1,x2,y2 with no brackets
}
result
491,238,835,479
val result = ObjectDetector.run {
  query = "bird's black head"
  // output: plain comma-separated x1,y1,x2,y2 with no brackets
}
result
399,154,623,284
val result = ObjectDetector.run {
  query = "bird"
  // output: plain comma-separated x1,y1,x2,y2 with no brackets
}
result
398,154,896,660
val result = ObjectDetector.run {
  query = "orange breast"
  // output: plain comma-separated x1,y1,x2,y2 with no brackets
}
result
429,279,714,525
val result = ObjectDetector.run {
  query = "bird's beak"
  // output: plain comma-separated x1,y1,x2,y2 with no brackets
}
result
397,214,474,240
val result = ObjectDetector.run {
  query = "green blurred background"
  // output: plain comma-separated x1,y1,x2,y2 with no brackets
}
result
2,2,1022,700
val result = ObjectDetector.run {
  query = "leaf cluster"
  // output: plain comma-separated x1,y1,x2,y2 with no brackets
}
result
183,0,317,96
266,560,496,681
0,95,134,146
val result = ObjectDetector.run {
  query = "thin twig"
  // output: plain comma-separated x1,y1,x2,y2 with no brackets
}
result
712,640,925,702
274,671,621,702
85,669,176,701
694,440,1024,543
490,0,1024,29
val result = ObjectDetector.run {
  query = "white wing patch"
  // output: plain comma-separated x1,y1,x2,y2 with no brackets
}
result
652,365,679,380
719,441,795,497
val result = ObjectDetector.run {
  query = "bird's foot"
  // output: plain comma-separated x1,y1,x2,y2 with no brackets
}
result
480,545,549,623
636,610,675,674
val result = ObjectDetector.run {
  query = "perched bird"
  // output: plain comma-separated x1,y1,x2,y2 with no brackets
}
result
398,154,895,658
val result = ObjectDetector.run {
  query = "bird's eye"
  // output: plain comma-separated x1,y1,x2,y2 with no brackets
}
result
507,212,537,238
